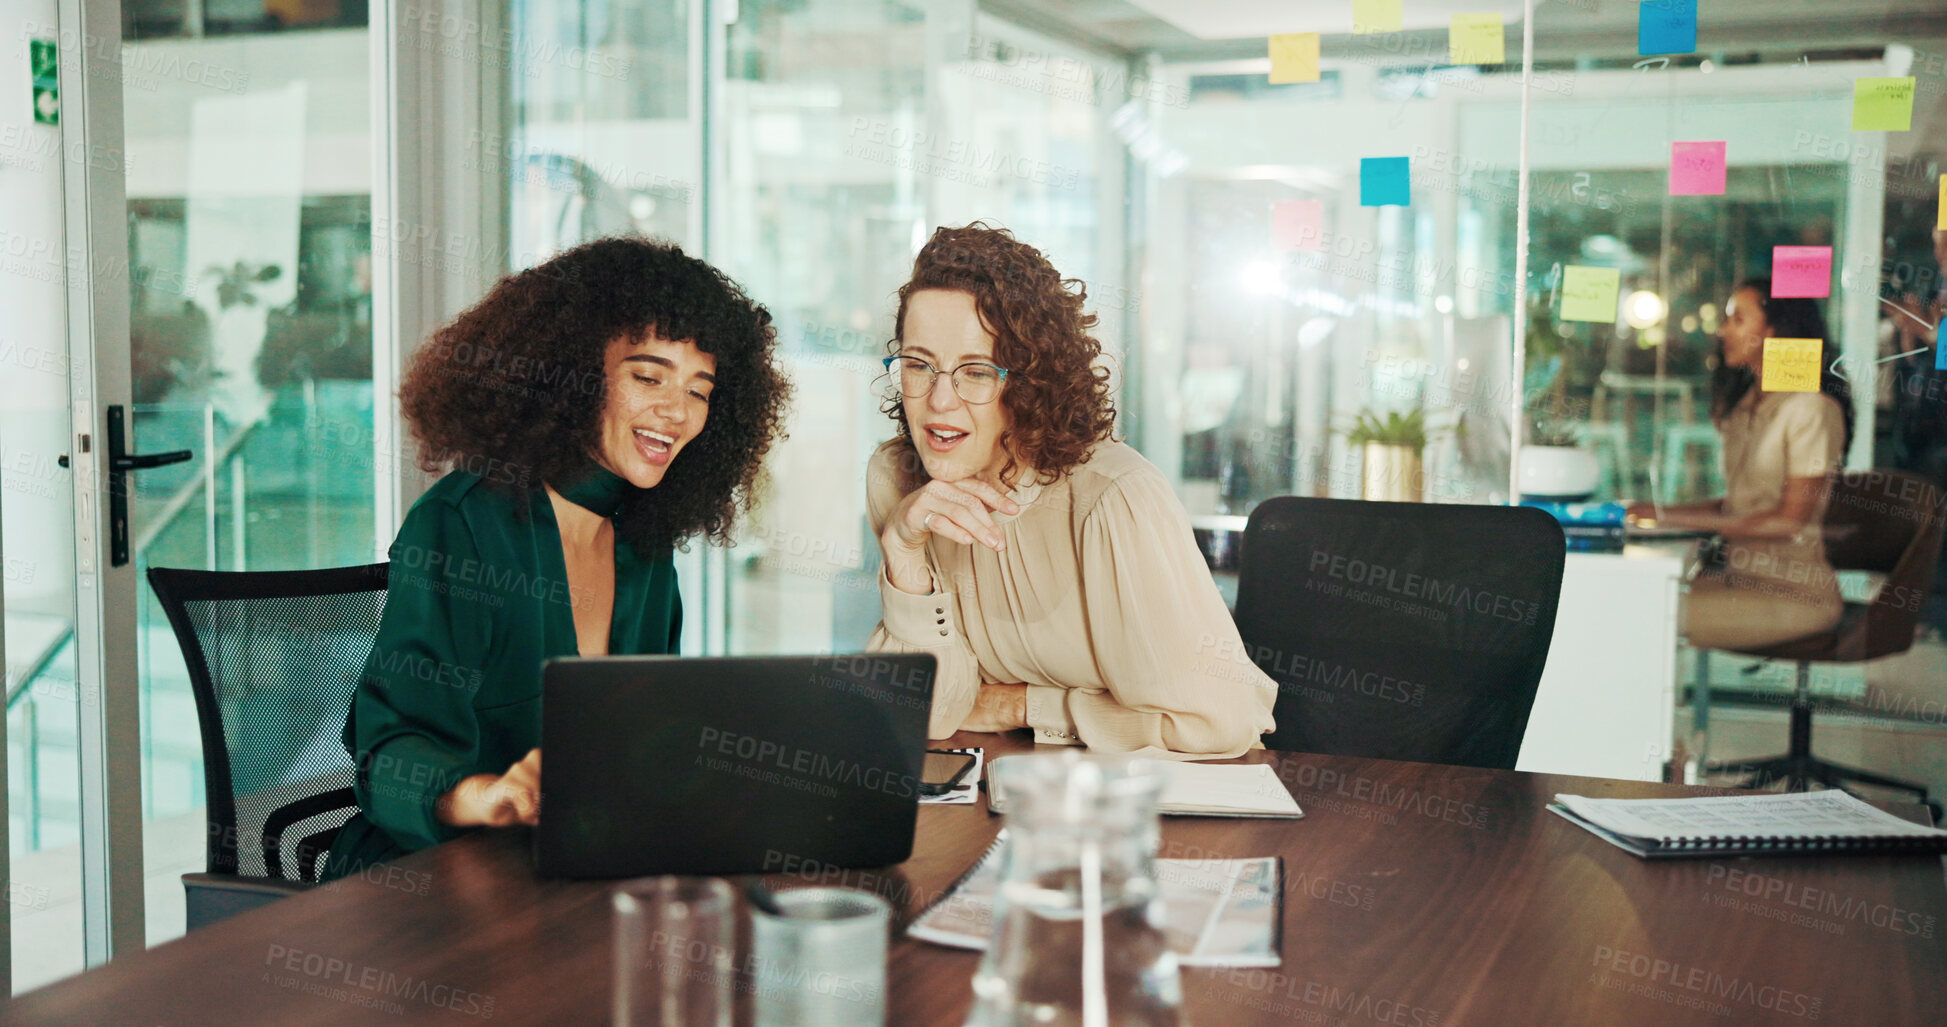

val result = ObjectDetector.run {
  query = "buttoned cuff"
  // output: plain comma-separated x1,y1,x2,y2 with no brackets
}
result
1025,685,1082,746
878,565,959,647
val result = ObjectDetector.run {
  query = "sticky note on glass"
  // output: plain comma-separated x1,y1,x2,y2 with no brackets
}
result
1762,338,1822,392
1268,33,1321,84
1353,0,1403,35
1273,200,1325,251
1561,266,1621,324
1360,157,1410,207
1853,77,1916,132
1449,14,1505,65
1938,175,1946,231
1670,141,1726,196
1772,246,1832,299
1638,0,1696,56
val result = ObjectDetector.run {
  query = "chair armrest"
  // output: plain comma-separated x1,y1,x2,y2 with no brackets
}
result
182,872,313,932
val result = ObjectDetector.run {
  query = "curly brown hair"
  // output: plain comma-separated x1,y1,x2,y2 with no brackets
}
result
400,236,790,553
880,222,1117,491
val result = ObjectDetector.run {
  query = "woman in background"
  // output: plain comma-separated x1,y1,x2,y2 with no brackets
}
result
866,223,1276,759
1628,278,1851,649
325,238,789,878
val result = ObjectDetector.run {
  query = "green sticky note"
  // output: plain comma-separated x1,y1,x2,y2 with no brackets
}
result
1852,77,1915,132
1561,266,1621,324
1268,33,1321,85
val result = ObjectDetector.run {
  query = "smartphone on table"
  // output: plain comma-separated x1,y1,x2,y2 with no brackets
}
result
919,749,978,796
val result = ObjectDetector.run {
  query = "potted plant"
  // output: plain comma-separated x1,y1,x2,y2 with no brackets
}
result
1519,393,1600,502
1345,408,1431,502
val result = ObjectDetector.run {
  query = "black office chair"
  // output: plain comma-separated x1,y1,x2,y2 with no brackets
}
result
1234,498,1566,769
147,562,388,930
1700,469,1946,800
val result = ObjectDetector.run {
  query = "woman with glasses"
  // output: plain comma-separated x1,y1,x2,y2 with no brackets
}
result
867,223,1276,758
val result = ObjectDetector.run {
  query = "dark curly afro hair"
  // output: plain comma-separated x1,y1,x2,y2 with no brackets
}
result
880,222,1117,492
400,236,791,553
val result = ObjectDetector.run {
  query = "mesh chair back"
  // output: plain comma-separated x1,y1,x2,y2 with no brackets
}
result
148,564,388,883
1235,498,1566,768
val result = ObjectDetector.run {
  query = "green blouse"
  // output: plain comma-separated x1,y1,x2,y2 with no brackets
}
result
324,464,680,878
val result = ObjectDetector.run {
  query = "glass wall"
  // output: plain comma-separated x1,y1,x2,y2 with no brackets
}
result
714,0,1127,654
7,0,379,988
482,1,1945,681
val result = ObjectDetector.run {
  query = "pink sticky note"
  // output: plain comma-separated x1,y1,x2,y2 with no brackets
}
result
1771,246,1833,299
1670,141,1726,196
1273,199,1324,251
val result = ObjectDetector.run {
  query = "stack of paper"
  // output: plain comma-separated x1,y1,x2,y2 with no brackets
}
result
986,759,1303,819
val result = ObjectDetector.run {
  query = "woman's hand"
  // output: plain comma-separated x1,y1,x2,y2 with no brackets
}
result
957,683,1029,733
1624,501,1657,525
880,479,1020,594
436,748,542,828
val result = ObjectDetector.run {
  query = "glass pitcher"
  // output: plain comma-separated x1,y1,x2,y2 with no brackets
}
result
967,752,1183,1027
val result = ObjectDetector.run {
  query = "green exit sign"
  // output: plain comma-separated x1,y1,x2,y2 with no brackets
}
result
31,38,58,126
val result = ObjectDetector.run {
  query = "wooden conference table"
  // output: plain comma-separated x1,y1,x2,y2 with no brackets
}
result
8,732,1945,1025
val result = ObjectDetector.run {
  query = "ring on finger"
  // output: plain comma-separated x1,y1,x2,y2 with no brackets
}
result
923,512,937,532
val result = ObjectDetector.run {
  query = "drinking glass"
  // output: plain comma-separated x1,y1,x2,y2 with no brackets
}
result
750,886,890,1026
612,876,735,1027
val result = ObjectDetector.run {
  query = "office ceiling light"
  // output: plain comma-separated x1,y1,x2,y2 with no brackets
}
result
1624,291,1667,330
1240,259,1282,296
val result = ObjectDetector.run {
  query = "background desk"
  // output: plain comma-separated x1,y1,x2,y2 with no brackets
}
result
1518,540,1700,782
8,730,1941,1025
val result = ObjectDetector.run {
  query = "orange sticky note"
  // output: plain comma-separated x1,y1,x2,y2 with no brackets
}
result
1269,33,1321,84
1450,14,1505,65
1354,0,1403,35
1762,338,1822,393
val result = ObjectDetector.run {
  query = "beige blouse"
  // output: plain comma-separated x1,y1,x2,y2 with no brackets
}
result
866,439,1278,759
1717,389,1845,596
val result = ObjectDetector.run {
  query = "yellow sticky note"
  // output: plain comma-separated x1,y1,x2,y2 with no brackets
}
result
1560,266,1621,324
1852,77,1915,132
1269,33,1321,84
1354,0,1403,35
1450,14,1505,65
1938,175,1946,231
1762,338,1822,392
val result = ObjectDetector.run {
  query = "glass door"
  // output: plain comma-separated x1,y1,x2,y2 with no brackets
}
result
3,0,87,992
7,0,383,991
118,0,379,962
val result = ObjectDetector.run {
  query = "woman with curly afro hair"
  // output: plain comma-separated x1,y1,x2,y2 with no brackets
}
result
325,237,789,878
866,223,1275,758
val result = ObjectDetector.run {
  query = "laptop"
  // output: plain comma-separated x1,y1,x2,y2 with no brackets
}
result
536,653,937,878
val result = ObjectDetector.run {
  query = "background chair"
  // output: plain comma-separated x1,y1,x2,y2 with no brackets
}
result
1700,470,1946,800
1234,498,1566,768
147,562,388,930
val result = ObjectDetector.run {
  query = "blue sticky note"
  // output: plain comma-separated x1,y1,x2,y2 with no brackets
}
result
1639,0,1696,56
1361,157,1410,207
1938,338,1946,371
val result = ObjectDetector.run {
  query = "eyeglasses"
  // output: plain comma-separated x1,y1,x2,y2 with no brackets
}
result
882,355,1010,404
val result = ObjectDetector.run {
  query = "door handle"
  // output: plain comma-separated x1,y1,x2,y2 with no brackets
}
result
112,450,193,472
106,404,193,567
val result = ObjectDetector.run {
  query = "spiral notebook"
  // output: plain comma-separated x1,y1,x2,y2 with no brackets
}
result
1548,789,1947,859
